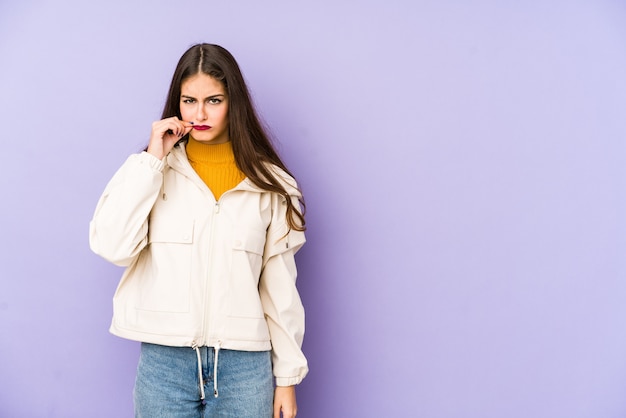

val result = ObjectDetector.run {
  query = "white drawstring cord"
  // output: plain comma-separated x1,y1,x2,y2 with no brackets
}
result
213,342,221,398
192,343,206,400
192,342,222,400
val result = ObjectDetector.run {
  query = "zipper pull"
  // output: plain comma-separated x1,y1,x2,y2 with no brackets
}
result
214,202,220,214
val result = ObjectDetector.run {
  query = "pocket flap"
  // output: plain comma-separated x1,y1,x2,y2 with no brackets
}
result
148,217,194,244
232,229,266,255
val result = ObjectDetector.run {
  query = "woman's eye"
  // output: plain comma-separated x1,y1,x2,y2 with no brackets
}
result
182,99,195,104
208,98,222,104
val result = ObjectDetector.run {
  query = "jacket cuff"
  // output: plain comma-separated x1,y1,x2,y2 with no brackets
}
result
275,375,304,387
138,151,166,171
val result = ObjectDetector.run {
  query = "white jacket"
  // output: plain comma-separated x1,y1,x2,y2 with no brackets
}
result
89,144,308,386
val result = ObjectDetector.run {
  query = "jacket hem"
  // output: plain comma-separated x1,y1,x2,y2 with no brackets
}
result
109,324,273,352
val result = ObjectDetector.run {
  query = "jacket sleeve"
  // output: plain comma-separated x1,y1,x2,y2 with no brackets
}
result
89,152,165,266
259,193,308,386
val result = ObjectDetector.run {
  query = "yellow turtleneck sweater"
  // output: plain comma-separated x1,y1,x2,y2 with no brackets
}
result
185,137,246,200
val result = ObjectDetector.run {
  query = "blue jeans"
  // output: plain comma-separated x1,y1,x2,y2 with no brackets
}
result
134,343,273,417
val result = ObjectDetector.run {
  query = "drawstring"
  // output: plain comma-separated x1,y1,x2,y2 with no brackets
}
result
213,342,221,398
192,341,222,400
192,343,206,400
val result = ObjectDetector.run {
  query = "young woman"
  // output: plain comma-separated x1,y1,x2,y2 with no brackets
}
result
89,43,307,418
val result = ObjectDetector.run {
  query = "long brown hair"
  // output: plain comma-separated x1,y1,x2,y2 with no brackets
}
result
161,43,305,232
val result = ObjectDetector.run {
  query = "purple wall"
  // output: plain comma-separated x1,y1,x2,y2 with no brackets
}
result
2,1,626,416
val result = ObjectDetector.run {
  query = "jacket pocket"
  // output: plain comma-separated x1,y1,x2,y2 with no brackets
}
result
229,228,267,319
135,217,194,313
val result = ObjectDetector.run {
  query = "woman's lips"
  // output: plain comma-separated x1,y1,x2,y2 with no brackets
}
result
193,125,211,131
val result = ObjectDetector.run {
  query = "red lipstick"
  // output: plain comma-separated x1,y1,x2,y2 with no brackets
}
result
193,125,211,131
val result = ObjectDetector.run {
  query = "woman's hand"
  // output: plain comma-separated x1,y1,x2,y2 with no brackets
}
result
146,117,193,159
274,386,297,418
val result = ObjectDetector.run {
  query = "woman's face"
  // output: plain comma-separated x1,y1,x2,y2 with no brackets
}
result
180,73,229,144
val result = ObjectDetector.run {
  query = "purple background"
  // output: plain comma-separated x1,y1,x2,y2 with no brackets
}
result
2,1,626,417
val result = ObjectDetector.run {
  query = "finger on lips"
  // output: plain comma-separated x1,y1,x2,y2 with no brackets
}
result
165,120,194,137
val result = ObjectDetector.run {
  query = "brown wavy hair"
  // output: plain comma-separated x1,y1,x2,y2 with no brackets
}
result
161,43,305,232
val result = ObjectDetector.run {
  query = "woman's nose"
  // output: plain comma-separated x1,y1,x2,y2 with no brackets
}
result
196,105,207,121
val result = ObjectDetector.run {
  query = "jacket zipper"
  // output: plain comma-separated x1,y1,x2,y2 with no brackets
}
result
200,200,221,347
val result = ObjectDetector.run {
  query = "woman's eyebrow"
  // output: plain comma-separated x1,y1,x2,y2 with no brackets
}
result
181,94,226,100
